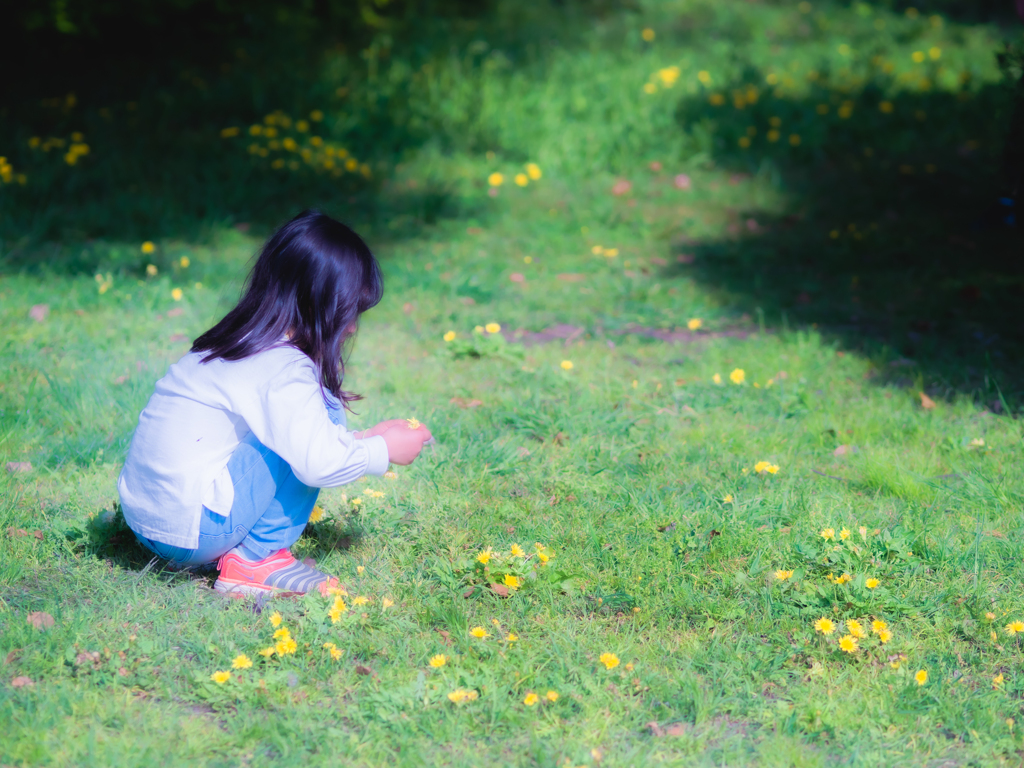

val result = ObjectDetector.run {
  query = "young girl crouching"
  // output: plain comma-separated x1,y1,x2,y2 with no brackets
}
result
118,210,431,597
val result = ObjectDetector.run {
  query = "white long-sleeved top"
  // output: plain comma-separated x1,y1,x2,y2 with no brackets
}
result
117,344,389,549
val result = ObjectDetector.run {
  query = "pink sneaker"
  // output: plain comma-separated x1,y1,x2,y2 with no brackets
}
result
214,549,339,598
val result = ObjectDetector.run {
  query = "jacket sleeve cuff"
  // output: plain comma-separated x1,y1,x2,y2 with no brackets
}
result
360,435,390,476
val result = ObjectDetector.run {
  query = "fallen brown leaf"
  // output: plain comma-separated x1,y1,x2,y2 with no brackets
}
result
7,528,28,538
354,665,372,676
5,649,21,665
920,392,937,410
166,307,184,318
450,397,483,409
29,304,49,322
490,583,510,598
647,721,689,737
833,444,851,457
26,612,54,631
75,651,100,666
611,179,632,196
11,676,34,688
5,462,32,474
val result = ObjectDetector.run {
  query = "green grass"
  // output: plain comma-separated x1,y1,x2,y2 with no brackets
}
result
4,1,1024,765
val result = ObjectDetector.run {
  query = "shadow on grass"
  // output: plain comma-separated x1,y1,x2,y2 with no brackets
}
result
662,63,1023,406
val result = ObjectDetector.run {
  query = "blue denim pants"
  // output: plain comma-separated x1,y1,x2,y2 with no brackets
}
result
135,394,345,566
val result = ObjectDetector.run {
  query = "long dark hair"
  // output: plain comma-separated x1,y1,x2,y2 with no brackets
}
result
191,210,383,405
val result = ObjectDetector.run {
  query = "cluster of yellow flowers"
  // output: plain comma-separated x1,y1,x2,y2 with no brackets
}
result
712,368,750,385
0,156,26,185
210,611,306,683
643,65,682,93
223,110,371,178
468,624,518,643
487,163,542,189
523,690,559,706
443,322,501,342
814,617,893,651
27,132,90,166
447,688,479,704
754,461,780,475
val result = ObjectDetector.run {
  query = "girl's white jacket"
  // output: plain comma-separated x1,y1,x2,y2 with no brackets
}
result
117,344,389,549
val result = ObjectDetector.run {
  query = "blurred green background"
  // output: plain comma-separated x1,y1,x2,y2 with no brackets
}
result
2,0,1024,402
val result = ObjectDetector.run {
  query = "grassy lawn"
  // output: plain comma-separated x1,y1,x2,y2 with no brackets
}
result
3,1,1024,765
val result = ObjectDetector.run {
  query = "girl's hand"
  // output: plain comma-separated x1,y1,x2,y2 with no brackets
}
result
380,423,433,465
353,419,408,439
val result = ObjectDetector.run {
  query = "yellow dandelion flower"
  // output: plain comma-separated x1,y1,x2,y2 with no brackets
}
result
879,101,894,114
712,373,722,384
231,654,253,670
912,51,925,63
485,322,501,334
503,574,521,591
789,134,802,146
838,635,858,653
477,550,492,565
510,544,525,557
709,93,726,106
836,573,852,584
814,617,836,635
986,612,996,621
871,620,887,634
994,674,1005,688
275,637,297,656
839,528,850,540
599,652,620,669
687,318,702,330
545,690,559,701
514,173,528,187
356,565,365,573
308,505,325,523
878,629,892,643
1005,620,1024,635
353,596,369,606
847,620,866,639
506,632,519,642
406,418,421,429
723,494,733,503
258,647,275,658
774,570,793,580
643,83,657,94
384,470,397,479
269,611,282,628
729,368,745,384
765,464,779,474
210,670,231,684
865,578,880,589
488,172,504,186
525,163,542,180
992,631,999,642
561,360,574,370
179,256,190,269
767,129,781,142
641,28,655,41
915,669,928,686
330,647,343,660
697,70,711,85
443,330,456,342
859,526,867,539
429,654,448,668
470,626,489,639
273,628,291,640
524,692,539,706
171,288,183,301
141,241,156,254
821,528,835,541
382,597,394,608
